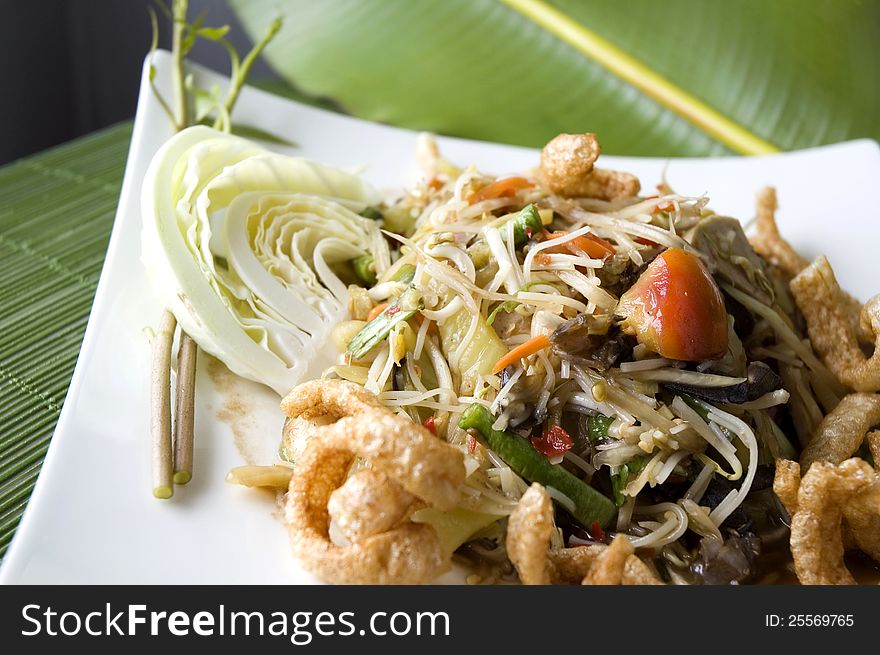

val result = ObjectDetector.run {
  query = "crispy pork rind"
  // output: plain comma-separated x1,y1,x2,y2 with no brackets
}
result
773,459,801,517
622,554,663,585
868,431,880,466
337,415,464,509
748,187,808,278
582,535,633,585
281,379,466,584
548,547,660,585
287,438,446,584
281,414,334,464
546,546,602,583
507,483,555,584
539,133,640,201
799,393,880,471
790,257,880,392
506,483,662,585
843,479,880,563
507,484,604,584
286,421,463,584
283,379,464,508
789,458,874,585
327,469,416,543
747,189,870,345
281,378,385,420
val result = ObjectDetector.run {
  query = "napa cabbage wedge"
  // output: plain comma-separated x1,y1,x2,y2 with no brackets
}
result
141,126,389,395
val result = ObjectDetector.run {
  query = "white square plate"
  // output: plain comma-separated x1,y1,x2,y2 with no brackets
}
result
2,51,878,584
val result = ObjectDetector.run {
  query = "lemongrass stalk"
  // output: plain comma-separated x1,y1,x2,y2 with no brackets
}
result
151,311,177,499
173,332,197,484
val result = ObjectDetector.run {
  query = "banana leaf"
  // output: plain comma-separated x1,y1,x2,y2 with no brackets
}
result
229,0,879,156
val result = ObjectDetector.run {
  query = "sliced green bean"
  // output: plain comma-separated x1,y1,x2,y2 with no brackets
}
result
459,404,616,527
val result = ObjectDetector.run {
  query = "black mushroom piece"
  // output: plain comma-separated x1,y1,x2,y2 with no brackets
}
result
550,314,632,370
597,258,645,298
665,361,783,404
687,215,775,306
392,360,408,392
698,464,775,532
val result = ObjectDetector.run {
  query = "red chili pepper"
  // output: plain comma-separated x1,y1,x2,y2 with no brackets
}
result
590,521,606,542
467,434,478,454
530,424,573,458
423,415,436,435
387,305,401,316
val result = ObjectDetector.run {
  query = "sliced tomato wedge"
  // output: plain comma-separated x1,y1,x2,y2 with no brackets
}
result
617,247,728,361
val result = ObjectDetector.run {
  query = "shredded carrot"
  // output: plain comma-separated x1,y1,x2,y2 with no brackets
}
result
366,302,389,322
492,334,551,374
414,313,437,333
652,201,675,214
544,231,615,260
467,176,533,205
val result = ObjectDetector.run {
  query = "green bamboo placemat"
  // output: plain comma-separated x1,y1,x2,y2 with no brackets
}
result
0,122,132,559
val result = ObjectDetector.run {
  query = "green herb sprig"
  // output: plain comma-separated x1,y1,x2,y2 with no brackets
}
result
147,0,285,141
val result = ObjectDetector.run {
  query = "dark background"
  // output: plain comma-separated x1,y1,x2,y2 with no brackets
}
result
0,0,275,165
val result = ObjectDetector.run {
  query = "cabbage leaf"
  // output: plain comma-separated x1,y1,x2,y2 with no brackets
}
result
141,126,388,395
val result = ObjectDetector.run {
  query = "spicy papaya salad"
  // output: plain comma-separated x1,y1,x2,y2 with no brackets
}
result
219,133,880,585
